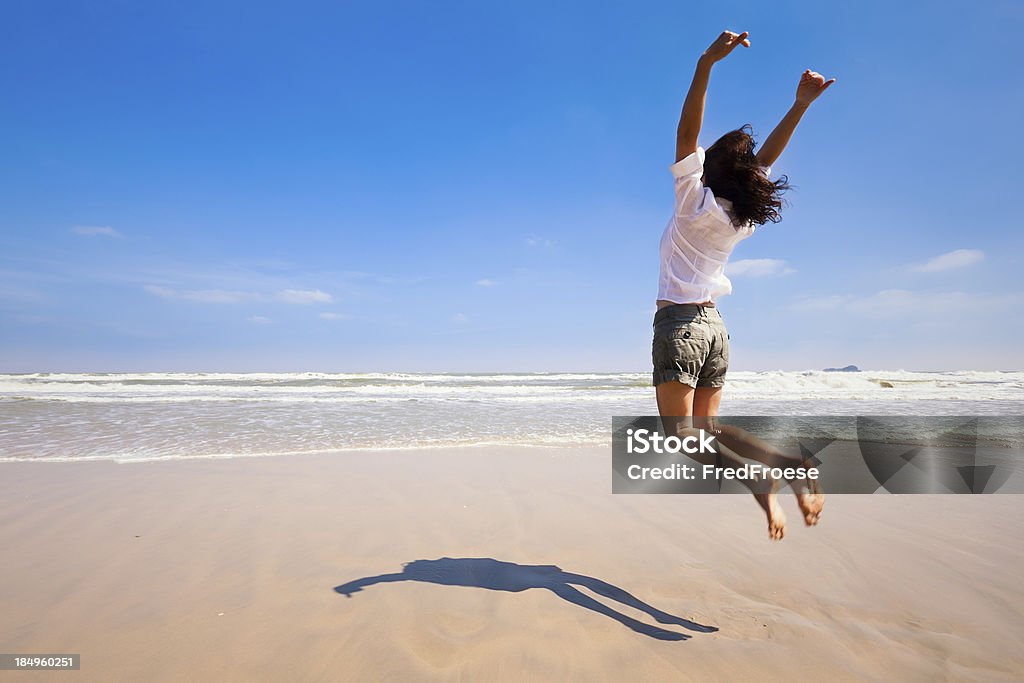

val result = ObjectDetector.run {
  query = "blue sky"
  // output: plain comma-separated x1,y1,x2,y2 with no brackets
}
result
2,0,1022,372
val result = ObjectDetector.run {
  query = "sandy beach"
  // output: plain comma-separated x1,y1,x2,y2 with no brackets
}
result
1,446,1021,682
5,0,1022,680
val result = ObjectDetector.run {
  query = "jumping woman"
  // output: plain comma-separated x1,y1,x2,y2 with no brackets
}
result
652,30,833,539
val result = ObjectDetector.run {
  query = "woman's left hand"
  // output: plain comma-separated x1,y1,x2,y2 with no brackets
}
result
795,69,835,106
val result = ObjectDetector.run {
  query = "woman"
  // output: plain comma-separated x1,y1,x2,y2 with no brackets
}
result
652,30,833,539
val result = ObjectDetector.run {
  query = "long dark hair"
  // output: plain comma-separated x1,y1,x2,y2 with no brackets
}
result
703,125,790,227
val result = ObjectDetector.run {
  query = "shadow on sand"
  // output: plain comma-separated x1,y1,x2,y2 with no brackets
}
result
334,557,717,641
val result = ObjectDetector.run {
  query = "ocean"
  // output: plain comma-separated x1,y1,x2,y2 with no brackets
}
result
1,371,1021,462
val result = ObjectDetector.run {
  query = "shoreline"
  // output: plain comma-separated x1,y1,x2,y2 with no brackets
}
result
0,442,615,465
2,447,1022,681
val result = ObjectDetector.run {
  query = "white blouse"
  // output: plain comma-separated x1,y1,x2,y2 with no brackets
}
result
656,147,769,304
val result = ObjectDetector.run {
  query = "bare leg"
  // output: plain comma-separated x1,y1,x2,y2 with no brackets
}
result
656,381,694,417
710,423,825,527
695,387,786,540
713,424,812,468
691,386,722,419
655,384,784,541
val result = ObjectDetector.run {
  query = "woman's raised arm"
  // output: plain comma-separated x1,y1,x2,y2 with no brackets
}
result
676,30,750,162
755,69,835,168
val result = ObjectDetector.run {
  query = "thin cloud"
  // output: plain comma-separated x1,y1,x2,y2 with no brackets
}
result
452,313,469,324
144,285,333,305
144,285,257,303
793,289,1019,318
727,259,795,278
846,289,973,315
791,294,853,311
247,315,273,324
72,226,122,238
476,278,497,287
911,249,984,273
275,289,333,304
525,235,554,248
0,285,47,303
319,312,350,320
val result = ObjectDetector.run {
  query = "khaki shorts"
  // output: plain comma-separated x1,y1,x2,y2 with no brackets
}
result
651,303,730,388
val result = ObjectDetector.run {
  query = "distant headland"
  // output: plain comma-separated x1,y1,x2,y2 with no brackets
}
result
823,365,860,372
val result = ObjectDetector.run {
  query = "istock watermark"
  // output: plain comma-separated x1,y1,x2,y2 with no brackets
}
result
612,416,1024,494
624,427,820,483
625,427,718,455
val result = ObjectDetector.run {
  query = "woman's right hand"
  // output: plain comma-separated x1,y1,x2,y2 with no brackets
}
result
701,31,750,64
795,69,836,106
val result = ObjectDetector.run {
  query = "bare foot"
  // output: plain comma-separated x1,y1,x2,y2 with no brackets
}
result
754,493,786,541
796,492,825,526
